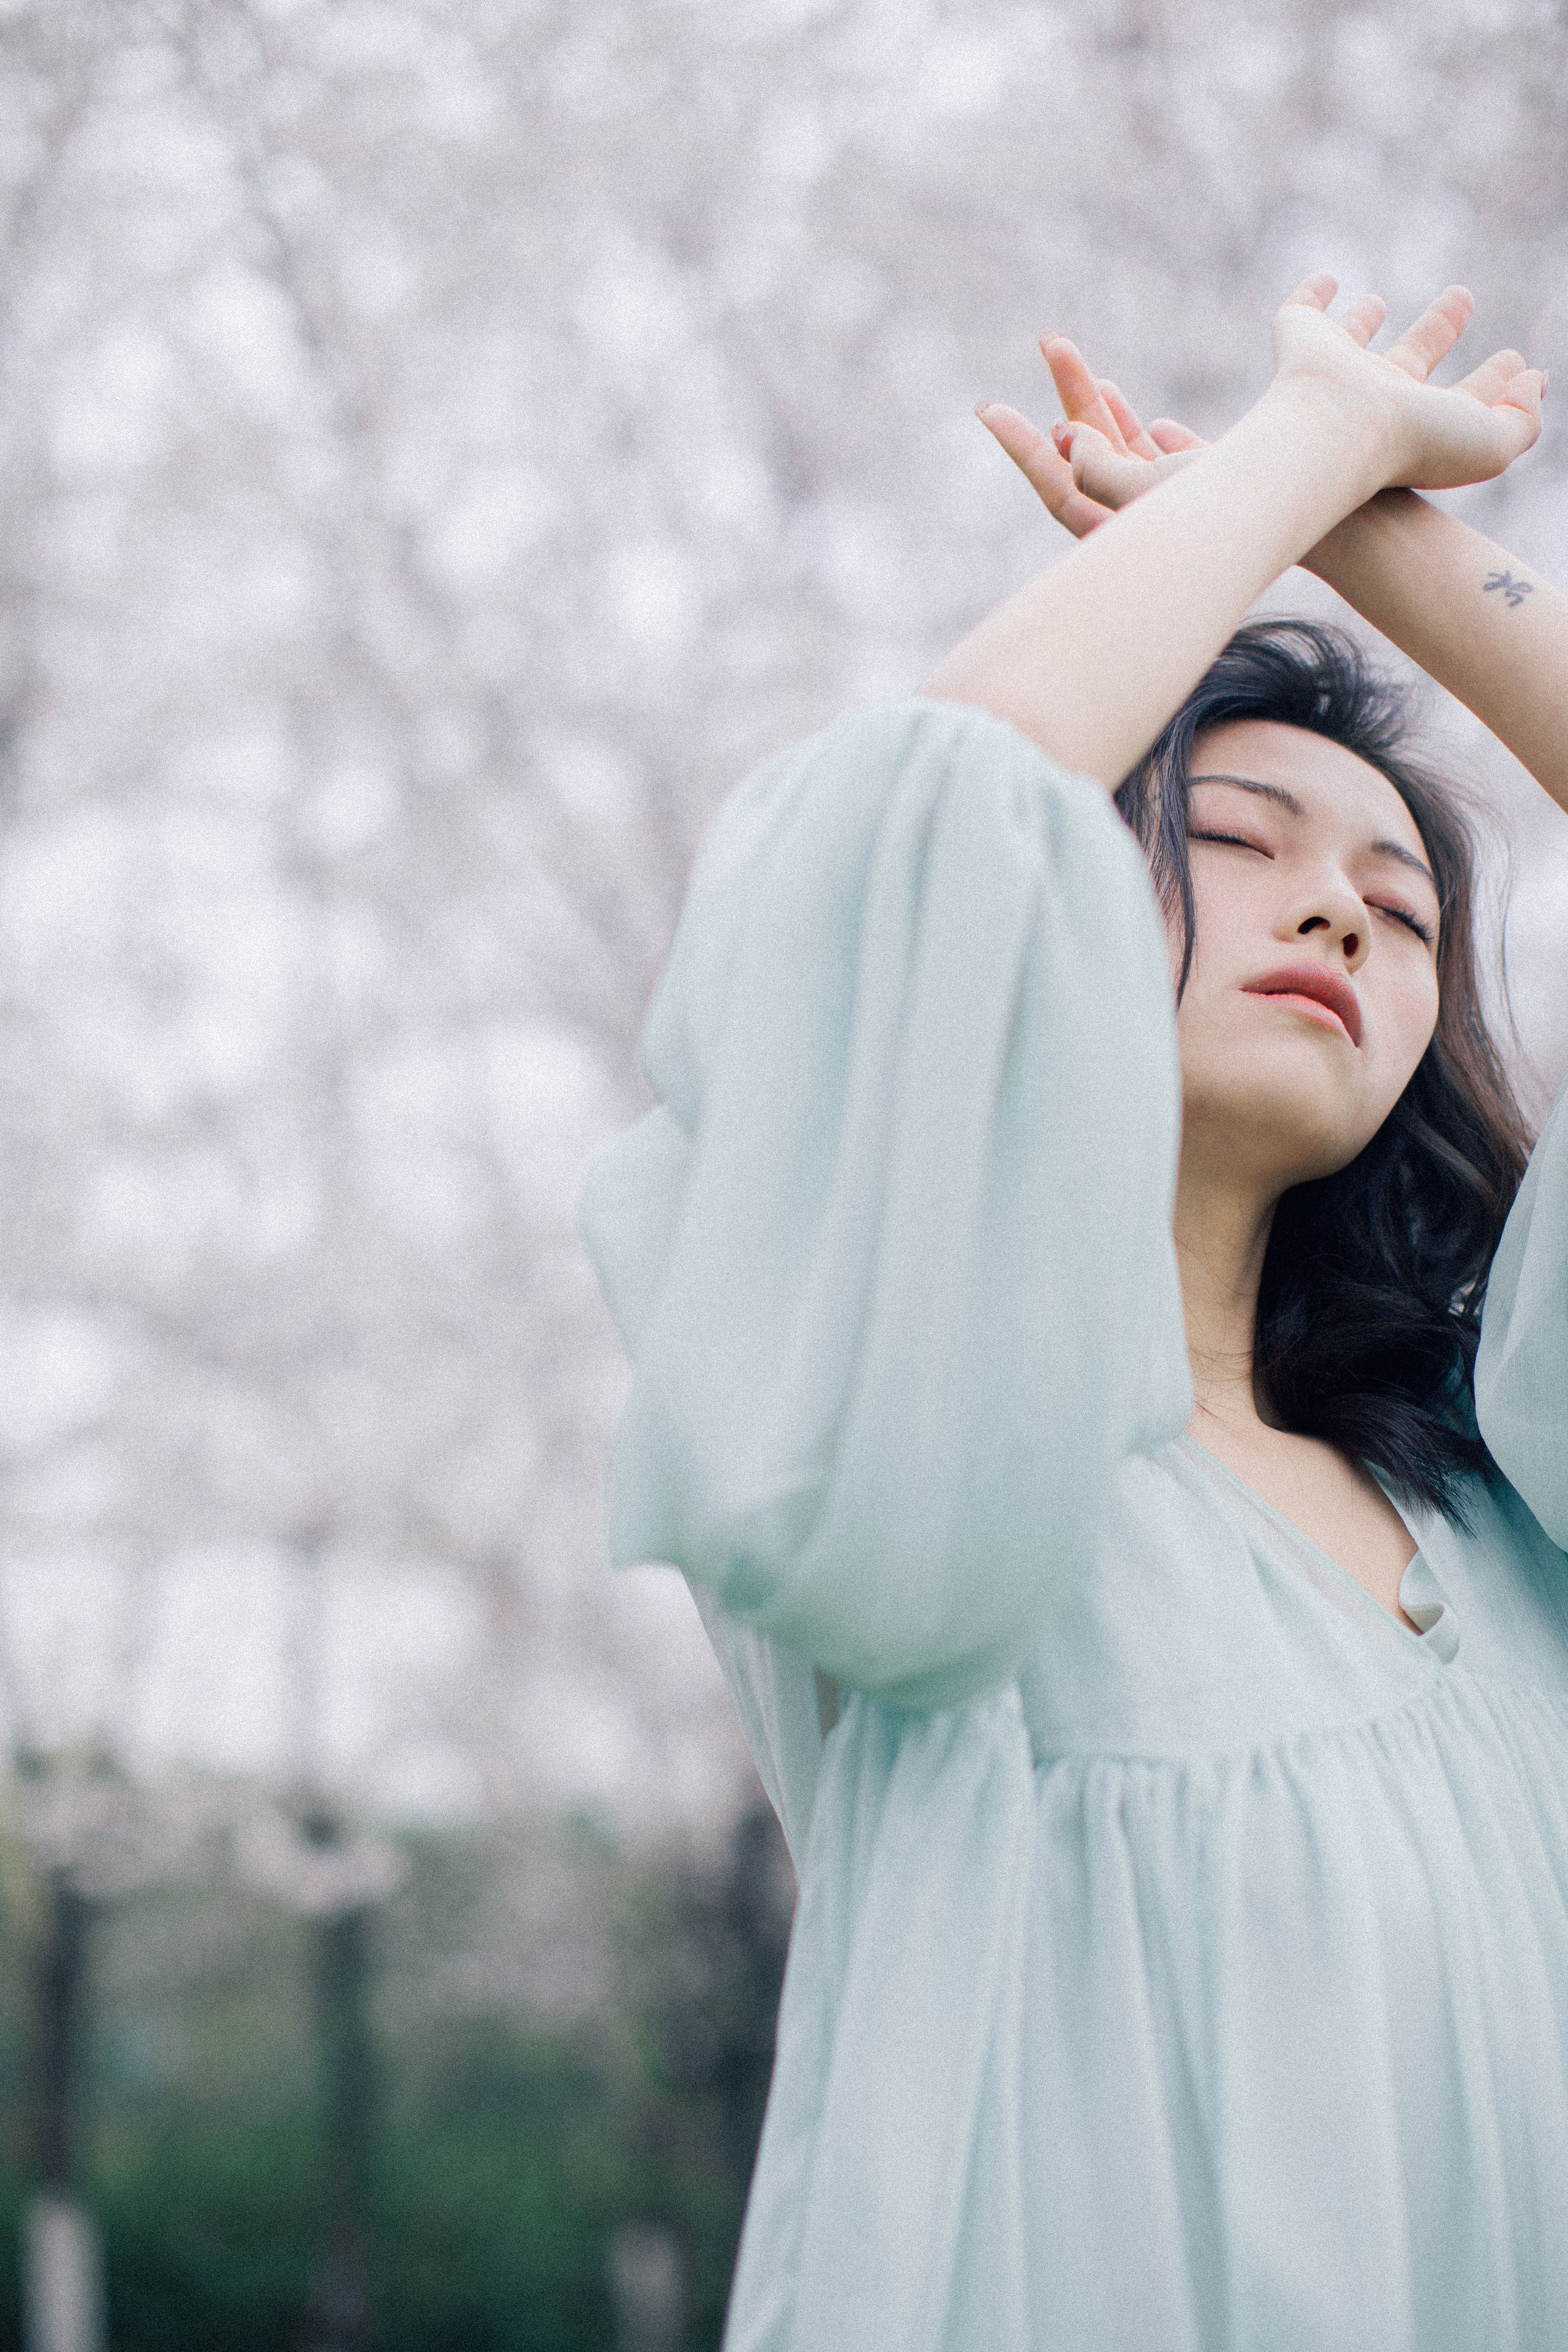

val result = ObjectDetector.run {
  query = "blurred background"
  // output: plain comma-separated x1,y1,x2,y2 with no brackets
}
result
1,0,1567,2345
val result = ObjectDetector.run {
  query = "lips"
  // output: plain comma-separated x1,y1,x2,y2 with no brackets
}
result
1242,961,1363,1047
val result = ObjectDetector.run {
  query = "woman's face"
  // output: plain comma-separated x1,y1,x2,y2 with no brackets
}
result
1172,718,1442,1193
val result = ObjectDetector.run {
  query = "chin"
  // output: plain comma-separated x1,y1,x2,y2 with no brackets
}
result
1182,1055,1380,1189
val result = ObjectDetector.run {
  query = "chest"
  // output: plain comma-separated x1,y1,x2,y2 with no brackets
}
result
1186,1418,1419,1626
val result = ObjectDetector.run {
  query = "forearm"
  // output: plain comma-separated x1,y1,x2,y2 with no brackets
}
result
1304,491,1568,814
923,382,1389,792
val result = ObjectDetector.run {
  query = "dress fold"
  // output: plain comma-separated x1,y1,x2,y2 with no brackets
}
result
580,699,1191,1709
581,703,1568,2348
725,1688,1034,2352
1476,1071,1568,1545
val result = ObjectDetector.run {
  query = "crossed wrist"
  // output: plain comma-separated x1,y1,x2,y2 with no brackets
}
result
1257,373,1400,508
1300,487,1429,587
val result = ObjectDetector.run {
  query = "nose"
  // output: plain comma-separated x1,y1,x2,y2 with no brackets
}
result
1281,873,1371,973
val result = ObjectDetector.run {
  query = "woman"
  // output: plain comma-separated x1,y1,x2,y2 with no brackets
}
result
581,277,1568,2348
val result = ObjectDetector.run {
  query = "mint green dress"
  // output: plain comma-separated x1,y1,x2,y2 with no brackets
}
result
580,700,1568,2351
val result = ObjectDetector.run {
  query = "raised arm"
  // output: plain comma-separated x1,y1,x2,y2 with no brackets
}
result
1303,491,1568,815
983,289,1566,807
925,274,1540,793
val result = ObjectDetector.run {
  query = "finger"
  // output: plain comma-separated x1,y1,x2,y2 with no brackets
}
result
1380,285,1475,382
1097,378,1163,459
1450,348,1526,407
1433,369,1548,484
1041,335,1132,454
1493,368,1545,451
1062,419,1149,506
1149,418,1207,452
1059,419,1204,509
1337,293,1387,349
1281,269,1339,313
976,402,1114,538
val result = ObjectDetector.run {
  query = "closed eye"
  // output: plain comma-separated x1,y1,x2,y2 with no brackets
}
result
1190,830,1436,946
1187,828,1271,854
1372,901,1435,945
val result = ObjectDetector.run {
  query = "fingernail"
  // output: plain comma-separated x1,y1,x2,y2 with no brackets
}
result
975,401,997,418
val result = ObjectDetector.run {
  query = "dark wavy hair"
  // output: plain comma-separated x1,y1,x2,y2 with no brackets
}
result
1116,618,1532,1524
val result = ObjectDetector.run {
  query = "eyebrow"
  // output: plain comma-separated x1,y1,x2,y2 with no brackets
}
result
1188,772,1438,894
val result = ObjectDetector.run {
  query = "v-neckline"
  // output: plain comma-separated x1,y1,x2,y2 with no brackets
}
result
1174,1431,1452,1652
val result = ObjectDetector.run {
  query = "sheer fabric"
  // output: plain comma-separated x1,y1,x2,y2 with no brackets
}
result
582,702,1568,2350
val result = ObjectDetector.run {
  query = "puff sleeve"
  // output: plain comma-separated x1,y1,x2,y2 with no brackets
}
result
1476,1073,1568,1546
580,699,1192,1710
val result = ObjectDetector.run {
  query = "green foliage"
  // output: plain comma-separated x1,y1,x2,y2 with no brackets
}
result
94,2121,319,2352
84,2104,628,2352
373,2112,627,2352
0,1808,793,2351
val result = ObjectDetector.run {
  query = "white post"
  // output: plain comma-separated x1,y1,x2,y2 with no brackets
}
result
21,2197,105,2352
606,2220,685,2352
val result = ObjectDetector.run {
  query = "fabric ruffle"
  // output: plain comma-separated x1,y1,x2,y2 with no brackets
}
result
1477,1071,1568,1547
724,1685,1035,2352
580,700,1191,1710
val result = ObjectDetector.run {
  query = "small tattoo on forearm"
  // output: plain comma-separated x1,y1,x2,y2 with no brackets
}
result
1484,569,1534,609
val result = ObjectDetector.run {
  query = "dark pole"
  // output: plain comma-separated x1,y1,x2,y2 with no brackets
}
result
715,1807,790,2189
34,1872,91,2193
23,1858,107,2352
296,1817,377,2352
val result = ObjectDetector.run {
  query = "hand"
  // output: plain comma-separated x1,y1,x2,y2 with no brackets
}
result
977,341,1203,542
983,276,1545,537
1270,274,1542,490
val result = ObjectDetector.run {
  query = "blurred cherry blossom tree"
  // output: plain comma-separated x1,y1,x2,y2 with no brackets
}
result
0,0,1563,1850
0,0,1562,2339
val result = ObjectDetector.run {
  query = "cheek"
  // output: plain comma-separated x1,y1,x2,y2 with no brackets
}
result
1378,968,1441,1096
1167,857,1259,992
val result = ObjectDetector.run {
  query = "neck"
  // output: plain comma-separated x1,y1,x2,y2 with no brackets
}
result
1174,1143,1282,1440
